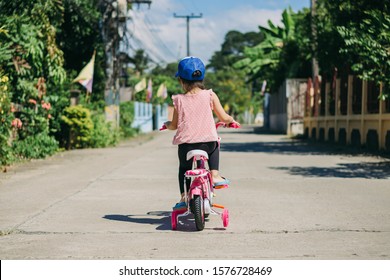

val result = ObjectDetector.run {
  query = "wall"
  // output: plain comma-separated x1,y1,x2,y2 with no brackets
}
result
303,75,390,152
268,79,307,134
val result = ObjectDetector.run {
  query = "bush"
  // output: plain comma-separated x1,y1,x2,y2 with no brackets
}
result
0,74,13,167
119,101,138,137
61,105,93,149
13,133,58,159
90,113,120,148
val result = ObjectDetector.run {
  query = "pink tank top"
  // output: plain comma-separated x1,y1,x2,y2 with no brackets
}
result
172,89,218,145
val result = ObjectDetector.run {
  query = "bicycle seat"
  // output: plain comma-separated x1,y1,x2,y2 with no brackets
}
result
186,149,209,161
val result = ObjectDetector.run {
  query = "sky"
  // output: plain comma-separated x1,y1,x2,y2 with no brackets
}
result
126,0,310,66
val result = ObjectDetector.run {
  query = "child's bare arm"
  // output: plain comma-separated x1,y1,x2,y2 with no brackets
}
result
165,108,178,130
212,91,234,124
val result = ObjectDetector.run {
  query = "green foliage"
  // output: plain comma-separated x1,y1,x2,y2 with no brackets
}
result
119,101,138,137
0,1,66,84
316,0,390,98
206,70,251,117
12,133,58,159
234,7,311,92
208,30,264,71
0,73,13,167
0,0,68,163
150,74,180,105
57,0,106,102
128,49,150,75
90,113,120,148
61,105,93,149
60,105,119,149
0,26,12,66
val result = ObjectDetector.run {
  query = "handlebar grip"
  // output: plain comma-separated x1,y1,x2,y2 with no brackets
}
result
159,124,167,131
228,121,241,128
216,121,241,129
215,122,226,129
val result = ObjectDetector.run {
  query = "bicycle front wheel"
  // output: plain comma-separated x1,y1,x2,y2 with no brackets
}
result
190,195,205,231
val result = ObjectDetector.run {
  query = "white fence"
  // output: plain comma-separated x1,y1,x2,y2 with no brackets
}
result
131,102,168,133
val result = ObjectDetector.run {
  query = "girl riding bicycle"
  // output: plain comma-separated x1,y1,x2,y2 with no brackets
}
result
164,56,239,210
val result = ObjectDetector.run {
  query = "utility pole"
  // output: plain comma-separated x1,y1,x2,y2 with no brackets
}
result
100,0,152,127
173,13,203,56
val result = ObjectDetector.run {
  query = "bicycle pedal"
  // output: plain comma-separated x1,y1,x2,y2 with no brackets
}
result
213,184,228,189
212,203,224,209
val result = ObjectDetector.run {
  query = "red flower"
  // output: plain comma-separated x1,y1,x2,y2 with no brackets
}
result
28,99,37,105
11,118,22,129
41,102,51,110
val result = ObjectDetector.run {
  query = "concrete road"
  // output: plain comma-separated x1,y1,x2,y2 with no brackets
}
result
0,127,390,259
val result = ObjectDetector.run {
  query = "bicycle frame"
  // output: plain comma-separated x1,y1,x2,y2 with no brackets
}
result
187,154,213,207
163,121,239,230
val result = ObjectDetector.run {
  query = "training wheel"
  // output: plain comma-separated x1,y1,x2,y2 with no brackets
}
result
171,212,177,230
222,208,229,227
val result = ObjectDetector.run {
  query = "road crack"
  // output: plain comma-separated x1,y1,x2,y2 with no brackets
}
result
250,228,385,234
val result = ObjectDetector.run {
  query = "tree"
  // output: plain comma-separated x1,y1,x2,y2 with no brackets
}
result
208,30,264,71
316,0,390,98
57,0,105,102
206,69,251,118
234,7,311,92
129,49,150,76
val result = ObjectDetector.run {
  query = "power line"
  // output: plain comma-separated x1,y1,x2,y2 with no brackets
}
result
128,11,168,65
143,14,177,61
173,13,203,56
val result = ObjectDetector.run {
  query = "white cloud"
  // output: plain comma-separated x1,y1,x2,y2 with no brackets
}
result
127,2,283,65
190,7,283,63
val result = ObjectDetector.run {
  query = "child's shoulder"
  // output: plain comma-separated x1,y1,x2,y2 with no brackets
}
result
172,93,182,98
200,88,215,96
172,93,184,107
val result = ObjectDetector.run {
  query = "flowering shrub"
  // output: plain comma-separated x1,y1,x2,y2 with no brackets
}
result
11,118,22,129
16,96,53,141
1,75,60,165
0,73,14,167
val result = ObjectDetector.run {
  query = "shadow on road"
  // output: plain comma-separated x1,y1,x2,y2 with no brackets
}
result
103,211,226,231
221,141,323,155
219,128,390,179
103,211,172,231
271,162,390,179
221,140,390,158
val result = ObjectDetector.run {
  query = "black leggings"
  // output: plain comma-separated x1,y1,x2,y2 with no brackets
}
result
178,141,219,194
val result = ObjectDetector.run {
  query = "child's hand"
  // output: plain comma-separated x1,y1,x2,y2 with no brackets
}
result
229,120,241,128
162,121,172,130
160,122,169,131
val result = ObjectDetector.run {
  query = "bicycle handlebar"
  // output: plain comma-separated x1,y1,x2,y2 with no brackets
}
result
216,121,241,129
159,121,240,131
159,124,167,131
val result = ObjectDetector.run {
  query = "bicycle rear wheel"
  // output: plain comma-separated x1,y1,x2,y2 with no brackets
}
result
190,195,205,231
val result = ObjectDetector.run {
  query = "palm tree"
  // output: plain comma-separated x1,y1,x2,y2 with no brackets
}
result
233,8,296,88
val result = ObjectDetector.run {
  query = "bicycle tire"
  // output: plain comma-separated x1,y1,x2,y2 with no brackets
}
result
190,195,205,231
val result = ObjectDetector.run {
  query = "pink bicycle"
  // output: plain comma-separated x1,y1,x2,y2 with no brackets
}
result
161,121,240,231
